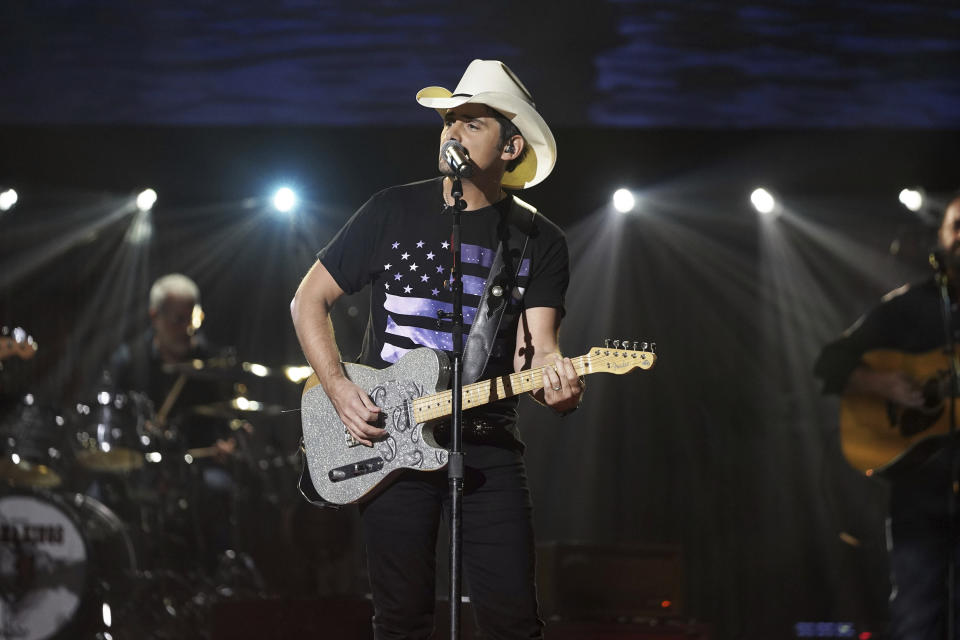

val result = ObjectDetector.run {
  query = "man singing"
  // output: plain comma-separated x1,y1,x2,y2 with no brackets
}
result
291,60,583,638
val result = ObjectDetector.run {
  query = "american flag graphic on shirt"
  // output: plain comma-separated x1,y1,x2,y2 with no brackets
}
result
378,237,530,364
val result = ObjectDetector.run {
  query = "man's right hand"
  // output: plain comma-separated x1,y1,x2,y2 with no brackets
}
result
325,376,384,446
848,368,924,408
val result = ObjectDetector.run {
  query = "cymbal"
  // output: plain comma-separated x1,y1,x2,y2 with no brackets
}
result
160,356,243,378
162,358,312,383
189,397,288,420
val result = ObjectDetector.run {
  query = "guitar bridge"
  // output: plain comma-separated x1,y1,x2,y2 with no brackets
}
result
329,456,384,482
344,427,362,447
344,413,388,446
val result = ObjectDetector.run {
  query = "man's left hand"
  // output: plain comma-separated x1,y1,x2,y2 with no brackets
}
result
541,356,584,414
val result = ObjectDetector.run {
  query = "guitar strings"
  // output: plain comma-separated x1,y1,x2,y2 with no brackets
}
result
364,353,627,418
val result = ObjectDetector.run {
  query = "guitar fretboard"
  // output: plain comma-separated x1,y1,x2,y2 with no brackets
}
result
412,348,651,421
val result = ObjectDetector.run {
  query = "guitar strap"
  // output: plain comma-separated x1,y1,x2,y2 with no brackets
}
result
462,196,537,384
298,195,538,508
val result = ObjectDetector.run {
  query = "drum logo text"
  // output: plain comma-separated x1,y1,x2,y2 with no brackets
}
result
1,523,65,544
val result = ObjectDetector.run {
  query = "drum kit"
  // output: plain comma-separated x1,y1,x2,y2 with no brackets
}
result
0,327,307,640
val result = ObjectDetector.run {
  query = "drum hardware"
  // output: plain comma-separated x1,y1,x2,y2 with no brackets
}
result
0,394,67,489
71,389,156,473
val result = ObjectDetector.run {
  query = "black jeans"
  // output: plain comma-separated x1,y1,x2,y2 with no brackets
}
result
359,443,543,639
887,452,960,640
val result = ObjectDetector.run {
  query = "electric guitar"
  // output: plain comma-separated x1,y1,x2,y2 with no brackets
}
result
840,348,958,476
301,341,657,504
0,327,38,362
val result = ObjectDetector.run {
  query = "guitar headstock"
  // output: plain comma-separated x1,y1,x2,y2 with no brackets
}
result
586,339,657,373
0,327,38,361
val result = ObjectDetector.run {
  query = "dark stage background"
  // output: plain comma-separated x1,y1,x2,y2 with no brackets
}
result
2,2,960,639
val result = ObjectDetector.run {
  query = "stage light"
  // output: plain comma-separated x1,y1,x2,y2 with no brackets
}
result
750,187,778,215
612,188,636,213
0,188,18,211
126,209,153,244
136,188,157,212
898,188,924,212
273,187,297,213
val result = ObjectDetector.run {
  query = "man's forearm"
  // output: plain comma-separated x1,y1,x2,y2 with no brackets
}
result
291,295,346,390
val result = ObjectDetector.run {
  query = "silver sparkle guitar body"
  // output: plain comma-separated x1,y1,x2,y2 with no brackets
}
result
300,348,451,505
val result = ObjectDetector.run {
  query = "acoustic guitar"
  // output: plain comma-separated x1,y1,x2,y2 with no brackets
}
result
840,348,959,476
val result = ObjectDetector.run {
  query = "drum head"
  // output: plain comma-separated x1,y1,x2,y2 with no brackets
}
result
0,493,87,640
0,491,138,640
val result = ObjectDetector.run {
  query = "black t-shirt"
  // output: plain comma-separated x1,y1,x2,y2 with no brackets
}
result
318,177,569,431
813,278,957,395
109,330,232,449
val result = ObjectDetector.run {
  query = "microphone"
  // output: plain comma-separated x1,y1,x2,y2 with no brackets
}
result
441,140,473,178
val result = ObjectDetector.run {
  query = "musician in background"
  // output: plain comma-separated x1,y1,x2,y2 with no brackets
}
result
291,60,583,638
814,193,960,640
107,273,236,568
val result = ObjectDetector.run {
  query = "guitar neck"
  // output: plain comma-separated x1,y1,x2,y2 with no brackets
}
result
412,352,595,422
0,336,38,361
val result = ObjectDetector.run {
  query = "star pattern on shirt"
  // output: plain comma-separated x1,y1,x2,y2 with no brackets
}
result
382,239,459,304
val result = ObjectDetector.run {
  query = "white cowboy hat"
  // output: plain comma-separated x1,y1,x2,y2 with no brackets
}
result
416,59,556,190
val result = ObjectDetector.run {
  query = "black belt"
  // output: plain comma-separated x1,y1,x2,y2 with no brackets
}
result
434,416,505,441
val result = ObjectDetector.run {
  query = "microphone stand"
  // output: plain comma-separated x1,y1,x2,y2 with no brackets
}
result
443,175,467,640
933,253,958,640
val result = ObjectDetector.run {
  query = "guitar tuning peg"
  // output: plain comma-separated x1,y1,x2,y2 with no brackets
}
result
621,337,631,349
632,341,639,351
604,338,611,348
650,342,657,353
613,340,621,349
640,342,649,351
